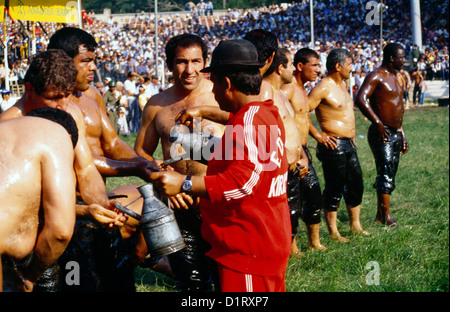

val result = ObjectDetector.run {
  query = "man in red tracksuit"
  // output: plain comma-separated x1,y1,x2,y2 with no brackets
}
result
151,39,291,292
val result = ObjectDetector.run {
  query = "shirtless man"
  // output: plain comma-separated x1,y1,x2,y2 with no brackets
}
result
0,50,121,227
244,30,308,256
261,47,309,256
46,27,158,291
355,43,408,227
1,108,77,292
399,68,411,109
411,66,424,108
47,27,159,181
308,48,370,242
281,48,327,250
134,34,224,291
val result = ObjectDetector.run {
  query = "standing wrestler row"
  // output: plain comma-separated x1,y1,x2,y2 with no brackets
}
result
1,26,408,291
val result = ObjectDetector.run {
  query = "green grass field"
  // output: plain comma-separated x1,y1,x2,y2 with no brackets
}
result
106,106,449,292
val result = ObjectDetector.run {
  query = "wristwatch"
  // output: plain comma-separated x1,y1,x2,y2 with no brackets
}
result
181,175,192,193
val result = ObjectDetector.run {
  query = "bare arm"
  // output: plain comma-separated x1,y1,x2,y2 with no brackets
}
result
400,126,408,155
176,106,231,126
355,71,391,142
307,83,325,113
150,171,209,199
94,93,160,179
298,146,309,178
69,107,111,207
135,99,161,162
135,98,193,210
307,85,338,149
22,133,76,283
355,71,382,124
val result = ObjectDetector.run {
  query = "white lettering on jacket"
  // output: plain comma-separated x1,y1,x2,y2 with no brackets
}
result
268,172,288,198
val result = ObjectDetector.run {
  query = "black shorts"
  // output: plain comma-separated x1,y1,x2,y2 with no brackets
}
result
317,138,364,211
300,146,323,225
403,90,409,100
287,164,302,238
368,124,403,195
287,147,323,238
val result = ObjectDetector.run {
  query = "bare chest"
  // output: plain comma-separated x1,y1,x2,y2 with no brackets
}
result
77,98,103,139
376,75,404,99
323,85,353,110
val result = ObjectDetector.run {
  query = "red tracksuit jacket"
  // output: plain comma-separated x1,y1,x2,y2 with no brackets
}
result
201,100,290,276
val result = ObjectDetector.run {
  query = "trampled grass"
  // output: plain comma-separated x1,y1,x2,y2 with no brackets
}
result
106,106,449,293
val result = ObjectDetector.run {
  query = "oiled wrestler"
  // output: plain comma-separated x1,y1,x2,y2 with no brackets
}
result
308,48,370,242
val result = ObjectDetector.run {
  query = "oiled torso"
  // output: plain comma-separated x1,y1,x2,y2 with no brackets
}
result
315,78,356,138
154,82,224,175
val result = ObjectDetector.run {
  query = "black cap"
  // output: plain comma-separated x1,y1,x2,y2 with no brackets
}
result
201,39,264,73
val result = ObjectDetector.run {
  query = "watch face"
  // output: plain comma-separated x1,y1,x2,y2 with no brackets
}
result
182,179,192,192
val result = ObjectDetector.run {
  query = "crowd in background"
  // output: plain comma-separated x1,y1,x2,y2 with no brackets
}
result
0,0,448,130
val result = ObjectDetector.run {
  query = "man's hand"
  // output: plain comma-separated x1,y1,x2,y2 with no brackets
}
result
298,165,308,179
83,203,127,228
401,136,409,155
169,193,199,210
176,107,203,127
150,171,185,197
317,131,338,149
141,158,162,174
376,122,391,143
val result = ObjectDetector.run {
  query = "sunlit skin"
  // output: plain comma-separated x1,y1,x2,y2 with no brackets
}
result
171,46,206,94
308,55,370,241
135,44,224,210
356,49,408,141
262,51,306,173
0,117,76,292
308,57,356,141
0,84,125,229
355,47,408,227
69,44,160,180
282,56,321,146
29,89,72,111
73,45,97,92
281,55,327,251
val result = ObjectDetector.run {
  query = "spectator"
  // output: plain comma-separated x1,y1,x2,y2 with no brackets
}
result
412,67,424,107
0,90,15,112
206,1,214,16
197,0,206,16
411,44,420,68
0,63,6,88
103,80,120,133
124,71,139,133
442,55,449,80
420,79,428,106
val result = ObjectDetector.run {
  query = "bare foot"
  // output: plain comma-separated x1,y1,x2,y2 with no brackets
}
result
330,233,350,243
290,250,305,258
308,243,328,251
351,227,371,236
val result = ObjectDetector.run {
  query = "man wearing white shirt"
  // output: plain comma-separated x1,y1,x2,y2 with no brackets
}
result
0,90,16,113
206,1,214,16
124,71,139,133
